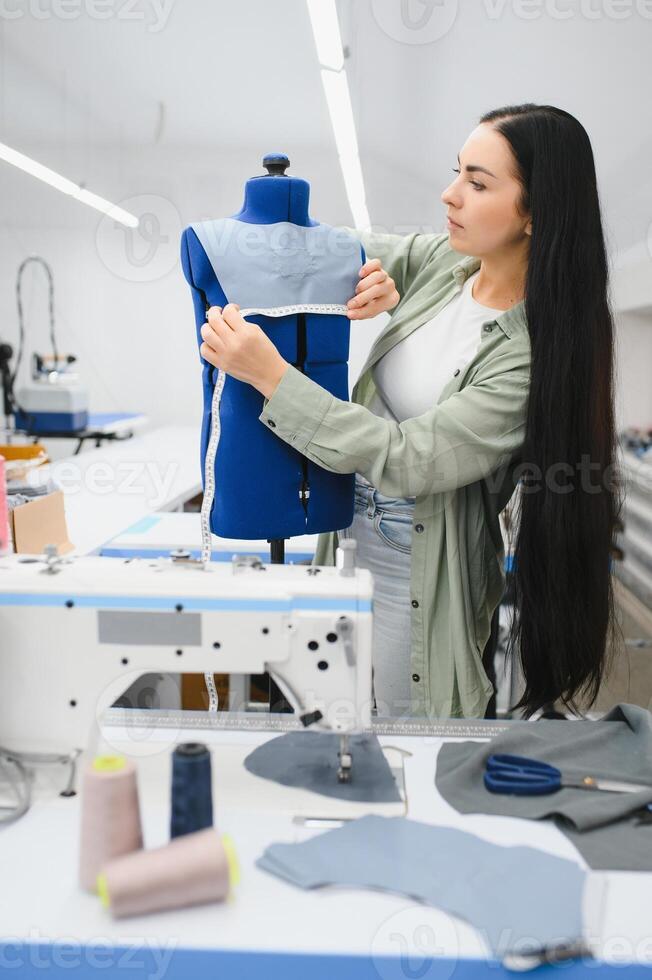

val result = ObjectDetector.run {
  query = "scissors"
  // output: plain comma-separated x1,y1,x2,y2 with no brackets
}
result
484,753,652,796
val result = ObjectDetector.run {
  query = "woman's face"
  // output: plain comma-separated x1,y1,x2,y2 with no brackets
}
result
440,123,531,258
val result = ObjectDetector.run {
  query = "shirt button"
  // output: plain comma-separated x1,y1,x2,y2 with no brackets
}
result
267,419,276,428
483,323,493,332
411,599,419,608
453,369,460,377
412,673,420,682
415,523,424,533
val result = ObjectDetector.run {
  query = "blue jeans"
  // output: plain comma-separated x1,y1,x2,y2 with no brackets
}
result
338,474,416,717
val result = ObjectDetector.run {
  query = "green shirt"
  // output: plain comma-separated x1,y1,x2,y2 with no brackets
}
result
259,229,531,718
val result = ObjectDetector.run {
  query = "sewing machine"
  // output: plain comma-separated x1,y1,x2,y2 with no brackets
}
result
0,541,372,781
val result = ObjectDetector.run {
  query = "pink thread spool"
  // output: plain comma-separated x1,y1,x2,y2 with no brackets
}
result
79,755,143,893
97,827,239,919
0,455,9,555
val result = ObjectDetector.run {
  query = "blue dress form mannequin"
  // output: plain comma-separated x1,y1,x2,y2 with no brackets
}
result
180,154,363,556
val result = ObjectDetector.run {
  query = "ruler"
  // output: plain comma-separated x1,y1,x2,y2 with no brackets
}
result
103,707,512,740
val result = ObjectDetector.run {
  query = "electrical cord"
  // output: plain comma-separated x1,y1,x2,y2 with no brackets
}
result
0,746,81,825
14,255,58,388
0,750,32,826
11,256,59,431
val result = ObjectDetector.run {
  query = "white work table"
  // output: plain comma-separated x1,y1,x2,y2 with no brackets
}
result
1,718,651,979
98,511,319,563
30,425,202,556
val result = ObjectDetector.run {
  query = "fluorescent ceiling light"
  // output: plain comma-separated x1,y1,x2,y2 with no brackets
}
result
0,141,139,228
320,67,370,230
306,0,344,70
74,188,138,227
306,0,370,228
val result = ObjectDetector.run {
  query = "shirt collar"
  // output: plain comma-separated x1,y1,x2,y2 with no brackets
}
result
451,254,526,340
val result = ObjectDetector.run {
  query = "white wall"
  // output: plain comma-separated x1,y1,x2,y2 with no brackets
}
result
614,313,652,432
612,252,652,430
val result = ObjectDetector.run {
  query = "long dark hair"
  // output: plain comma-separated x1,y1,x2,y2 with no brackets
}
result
479,103,621,717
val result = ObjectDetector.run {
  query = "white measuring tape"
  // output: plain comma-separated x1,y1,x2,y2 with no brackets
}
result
199,302,349,712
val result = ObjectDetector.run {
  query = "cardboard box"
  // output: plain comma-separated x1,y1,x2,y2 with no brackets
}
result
9,489,74,555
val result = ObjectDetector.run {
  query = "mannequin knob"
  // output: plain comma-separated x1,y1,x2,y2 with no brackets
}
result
262,153,290,176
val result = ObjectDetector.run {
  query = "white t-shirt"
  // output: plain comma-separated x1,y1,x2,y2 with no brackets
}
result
368,270,505,423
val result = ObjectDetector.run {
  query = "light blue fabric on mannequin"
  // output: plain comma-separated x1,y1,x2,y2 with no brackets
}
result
190,217,361,309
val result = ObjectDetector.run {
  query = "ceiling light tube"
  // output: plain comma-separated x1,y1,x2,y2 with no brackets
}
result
306,0,344,70
0,141,139,228
320,68,370,230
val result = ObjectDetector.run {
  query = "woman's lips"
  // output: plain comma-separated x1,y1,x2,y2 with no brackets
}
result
447,216,463,229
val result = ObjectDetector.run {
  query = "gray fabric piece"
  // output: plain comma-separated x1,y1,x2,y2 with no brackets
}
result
8,477,59,499
435,703,652,871
190,218,361,309
243,731,401,803
257,815,586,955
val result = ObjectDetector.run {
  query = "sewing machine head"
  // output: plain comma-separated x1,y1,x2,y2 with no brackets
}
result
0,547,373,761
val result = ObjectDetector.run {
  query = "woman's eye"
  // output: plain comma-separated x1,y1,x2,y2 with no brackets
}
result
451,167,484,191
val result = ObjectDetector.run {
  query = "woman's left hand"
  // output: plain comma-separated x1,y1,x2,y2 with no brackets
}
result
346,258,400,319
200,304,289,399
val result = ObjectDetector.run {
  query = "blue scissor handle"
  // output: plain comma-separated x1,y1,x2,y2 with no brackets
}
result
484,753,562,796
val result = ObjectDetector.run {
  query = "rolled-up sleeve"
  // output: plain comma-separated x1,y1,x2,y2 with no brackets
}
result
259,353,531,497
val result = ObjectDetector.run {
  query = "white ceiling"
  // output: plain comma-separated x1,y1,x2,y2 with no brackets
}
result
0,1,333,146
0,0,651,255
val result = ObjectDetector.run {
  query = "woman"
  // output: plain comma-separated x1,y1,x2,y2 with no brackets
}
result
199,103,620,720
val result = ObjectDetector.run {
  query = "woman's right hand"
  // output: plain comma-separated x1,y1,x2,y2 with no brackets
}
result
346,258,400,319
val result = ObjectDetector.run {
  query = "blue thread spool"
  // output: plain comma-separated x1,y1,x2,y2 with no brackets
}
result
170,742,213,839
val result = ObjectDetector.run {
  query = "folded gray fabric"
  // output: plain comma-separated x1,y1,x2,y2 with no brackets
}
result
8,478,59,498
244,731,401,802
257,815,586,956
435,703,652,871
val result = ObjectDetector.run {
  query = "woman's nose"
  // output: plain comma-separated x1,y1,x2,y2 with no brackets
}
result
441,183,459,207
